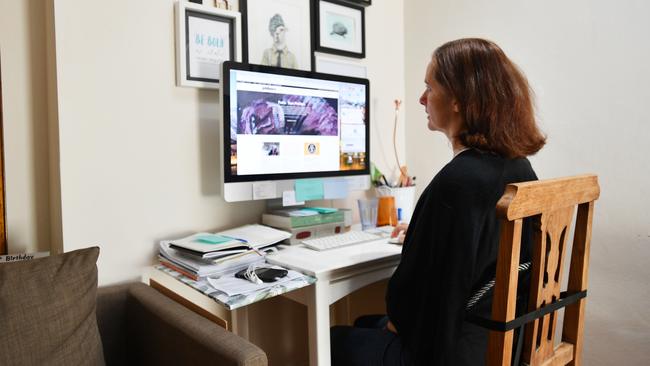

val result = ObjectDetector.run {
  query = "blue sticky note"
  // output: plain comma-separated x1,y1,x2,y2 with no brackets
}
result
194,234,233,244
323,179,349,200
295,179,325,202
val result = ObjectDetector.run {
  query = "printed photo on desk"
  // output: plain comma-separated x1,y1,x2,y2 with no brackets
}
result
174,2,242,89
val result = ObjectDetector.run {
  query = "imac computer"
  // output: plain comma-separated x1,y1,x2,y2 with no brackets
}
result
220,61,370,202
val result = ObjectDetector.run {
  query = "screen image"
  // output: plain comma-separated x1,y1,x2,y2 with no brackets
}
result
223,64,369,182
236,92,339,136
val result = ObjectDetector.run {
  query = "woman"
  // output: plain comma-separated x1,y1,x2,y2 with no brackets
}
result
331,38,546,365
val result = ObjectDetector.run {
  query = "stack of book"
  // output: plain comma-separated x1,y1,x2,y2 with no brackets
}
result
262,208,346,244
158,224,291,281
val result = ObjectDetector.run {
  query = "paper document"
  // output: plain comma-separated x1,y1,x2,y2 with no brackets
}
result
207,267,304,296
282,190,305,206
253,181,277,200
323,179,349,199
287,209,319,217
167,232,247,255
159,242,266,277
163,225,290,259
218,224,291,248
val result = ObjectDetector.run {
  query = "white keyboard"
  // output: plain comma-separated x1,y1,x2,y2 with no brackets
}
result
301,231,382,251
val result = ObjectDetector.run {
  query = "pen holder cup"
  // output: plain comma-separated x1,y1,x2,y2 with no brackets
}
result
377,196,398,227
376,186,416,223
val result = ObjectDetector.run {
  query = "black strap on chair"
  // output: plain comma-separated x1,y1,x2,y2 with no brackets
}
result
465,290,587,365
466,290,586,332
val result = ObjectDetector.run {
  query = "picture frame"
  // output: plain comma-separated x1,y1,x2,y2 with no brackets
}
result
338,0,371,7
315,52,366,78
315,0,365,59
0,59,6,255
175,2,242,89
240,0,313,71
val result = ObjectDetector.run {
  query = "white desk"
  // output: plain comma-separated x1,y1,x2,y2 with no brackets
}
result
267,238,402,366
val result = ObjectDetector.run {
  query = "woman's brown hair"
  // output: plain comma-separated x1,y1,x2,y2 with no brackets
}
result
433,38,546,158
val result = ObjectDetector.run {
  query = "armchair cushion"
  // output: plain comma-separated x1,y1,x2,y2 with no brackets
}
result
0,247,104,366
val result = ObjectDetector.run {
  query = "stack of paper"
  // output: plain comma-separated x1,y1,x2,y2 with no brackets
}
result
217,224,292,248
158,242,268,280
157,224,291,280
166,225,291,259
165,233,248,259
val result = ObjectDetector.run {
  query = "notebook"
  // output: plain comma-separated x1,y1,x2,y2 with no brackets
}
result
166,225,291,259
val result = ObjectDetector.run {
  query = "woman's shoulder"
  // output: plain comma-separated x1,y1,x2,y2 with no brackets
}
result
437,150,504,186
443,149,533,177
433,149,535,200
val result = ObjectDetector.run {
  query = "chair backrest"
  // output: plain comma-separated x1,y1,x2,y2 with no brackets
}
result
487,174,600,366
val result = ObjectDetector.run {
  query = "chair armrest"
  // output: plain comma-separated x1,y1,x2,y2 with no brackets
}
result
96,283,131,365
125,283,267,366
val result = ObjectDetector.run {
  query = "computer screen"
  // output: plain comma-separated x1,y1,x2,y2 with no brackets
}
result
220,61,370,202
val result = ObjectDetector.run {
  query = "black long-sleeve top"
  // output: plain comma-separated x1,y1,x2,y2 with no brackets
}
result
386,149,537,365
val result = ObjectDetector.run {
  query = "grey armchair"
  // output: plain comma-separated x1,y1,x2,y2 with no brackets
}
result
96,282,268,366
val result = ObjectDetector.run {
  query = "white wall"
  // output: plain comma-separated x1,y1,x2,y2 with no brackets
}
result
0,0,51,253
403,1,650,364
49,0,404,286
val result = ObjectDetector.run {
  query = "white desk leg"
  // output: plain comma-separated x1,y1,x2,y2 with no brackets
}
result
307,281,331,366
232,307,250,339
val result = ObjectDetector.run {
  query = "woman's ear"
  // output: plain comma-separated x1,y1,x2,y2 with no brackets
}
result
452,99,460,113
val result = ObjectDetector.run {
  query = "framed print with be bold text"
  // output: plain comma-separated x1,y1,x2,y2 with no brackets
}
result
175,1,242,89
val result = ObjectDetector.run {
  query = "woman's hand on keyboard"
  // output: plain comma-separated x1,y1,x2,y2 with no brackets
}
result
390,223,407,237
390,222,408,244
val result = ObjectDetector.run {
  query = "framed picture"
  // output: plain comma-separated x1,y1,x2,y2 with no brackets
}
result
175,2,242,89
315,53,366,78
0,59,5,255
315,0,365,59
338,0,371,6
240,0,313,71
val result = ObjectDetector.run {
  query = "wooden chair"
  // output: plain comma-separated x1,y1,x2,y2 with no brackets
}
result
469,174,600,366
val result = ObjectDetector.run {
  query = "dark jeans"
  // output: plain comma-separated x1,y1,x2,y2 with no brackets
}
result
330,315,409,366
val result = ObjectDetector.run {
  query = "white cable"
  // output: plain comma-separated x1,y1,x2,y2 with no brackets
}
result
465,262,531,310
244,263,263,285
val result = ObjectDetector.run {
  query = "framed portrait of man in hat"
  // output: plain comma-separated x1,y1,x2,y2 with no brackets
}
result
240,0,313,71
